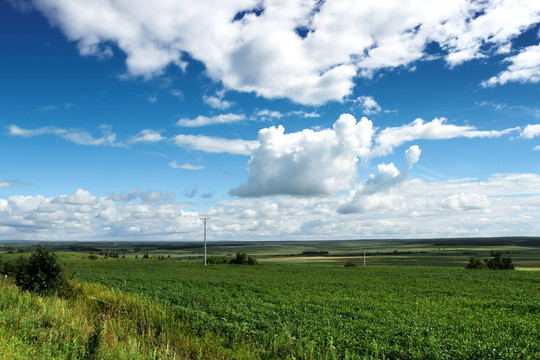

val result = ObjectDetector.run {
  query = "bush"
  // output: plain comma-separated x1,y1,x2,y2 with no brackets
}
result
344,261,357,267
229,252,257,265
466,257,486,269
465,251,514,270
14,245,68,294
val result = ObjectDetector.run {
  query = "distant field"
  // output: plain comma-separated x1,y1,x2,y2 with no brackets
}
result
2,236,539,267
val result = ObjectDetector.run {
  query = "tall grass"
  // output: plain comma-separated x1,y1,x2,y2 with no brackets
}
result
0,277,260,359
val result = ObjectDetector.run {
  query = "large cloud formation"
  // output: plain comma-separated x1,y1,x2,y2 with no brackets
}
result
3,174,540,241
23,0,540,104
230,114,518,197
230,114,373,196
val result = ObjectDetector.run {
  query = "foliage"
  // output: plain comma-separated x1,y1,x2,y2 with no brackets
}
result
466,257,486,269
485,251,515,270
14,245,68,294
207,255,229,264
344,260,357,267
229,252,257,265
466,251,514,270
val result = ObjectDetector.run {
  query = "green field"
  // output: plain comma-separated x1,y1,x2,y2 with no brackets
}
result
1,238,540,359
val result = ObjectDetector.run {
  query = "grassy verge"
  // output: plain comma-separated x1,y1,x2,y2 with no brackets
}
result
0,276,260,359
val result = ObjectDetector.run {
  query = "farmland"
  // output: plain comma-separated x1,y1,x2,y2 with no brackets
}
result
1,237,540,359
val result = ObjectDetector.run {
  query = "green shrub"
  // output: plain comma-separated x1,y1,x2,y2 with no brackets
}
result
465,251,514,270
229,252,257,265
344,261,357,267
465,257,485,269
14,245,68,294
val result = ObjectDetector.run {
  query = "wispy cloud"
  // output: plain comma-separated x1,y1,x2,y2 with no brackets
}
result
128,129,165,144
176,113,245,127
354,96,382,115
203,89,233,110
173,134,258,155
7,124,124,147
0,179,27,188
169,160,204,170
38,105,57,113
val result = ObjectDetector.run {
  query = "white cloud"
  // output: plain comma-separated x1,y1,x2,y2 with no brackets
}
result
147,94,158,103
129,129,165,143
441,193,490,211
27,0,540,105
372,117,519,157
7,124,123,147
355,96,382,115
482,44,540,87
172,134,258,155
139,190,174,202
521,124,540,139
203,89,234,110
2,174,540,240
230,114,373,197
169,161,204,170
55,189,97,205
338,146,420,213
405,145,421,168
176,113,245,127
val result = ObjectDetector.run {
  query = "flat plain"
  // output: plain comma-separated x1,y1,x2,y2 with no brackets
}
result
1,237,539,359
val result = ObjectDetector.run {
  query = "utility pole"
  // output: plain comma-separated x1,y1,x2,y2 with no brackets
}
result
200,217,210,266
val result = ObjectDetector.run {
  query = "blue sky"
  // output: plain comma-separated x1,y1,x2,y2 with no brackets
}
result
1,0,540,241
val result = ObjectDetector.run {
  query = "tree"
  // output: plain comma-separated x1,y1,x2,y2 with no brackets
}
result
14,245,67,293
485,251,514,270
465,251,514,270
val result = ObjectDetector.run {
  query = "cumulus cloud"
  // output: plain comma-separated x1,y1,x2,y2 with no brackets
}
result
482,44,540,87
128,129,165,143
230,114,373,197
229,112,524,198
441,193,490,211
338,146,420,213
203,89,234,110
24,0,540,104
405,145,421,168
355,96,382,115
176,113,245,127
7,124,123,147
169,161,204,170
2,174,540,240
172,134,258,155
521,124,540,139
